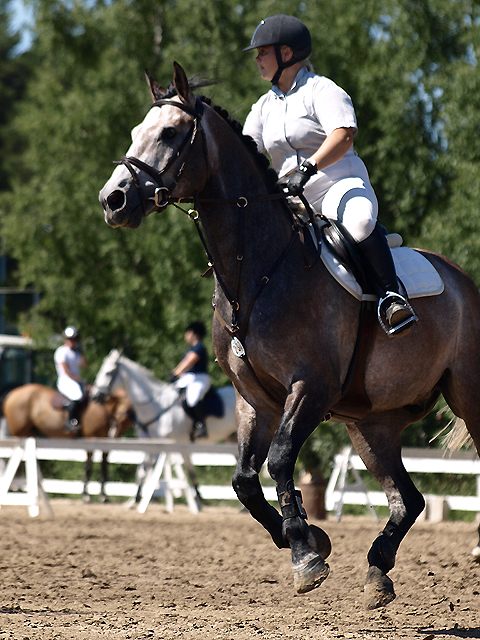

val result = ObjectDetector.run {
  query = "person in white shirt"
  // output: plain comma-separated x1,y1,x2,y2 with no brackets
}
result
54,326,88,432
243,14,417,337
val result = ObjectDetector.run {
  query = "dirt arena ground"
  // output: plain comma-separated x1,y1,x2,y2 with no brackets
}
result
0,500,478,640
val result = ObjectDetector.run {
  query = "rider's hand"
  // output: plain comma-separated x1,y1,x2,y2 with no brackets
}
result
282,160,317,197
168,373,179,383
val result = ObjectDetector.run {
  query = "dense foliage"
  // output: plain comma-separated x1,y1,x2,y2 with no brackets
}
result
1,0,480,475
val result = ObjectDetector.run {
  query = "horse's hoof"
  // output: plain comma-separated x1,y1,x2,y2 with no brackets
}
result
308,525,331,560
472,546,480,562
364,566,396,609
292,554,330,594
82,494,91,504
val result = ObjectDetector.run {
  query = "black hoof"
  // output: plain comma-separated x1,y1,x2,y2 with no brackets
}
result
292,554,330,594
307,524,332,560
364,566,396,609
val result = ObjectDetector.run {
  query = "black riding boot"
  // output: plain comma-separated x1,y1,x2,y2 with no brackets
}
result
65,399,83,433
357,222,418,337
182,399,208,441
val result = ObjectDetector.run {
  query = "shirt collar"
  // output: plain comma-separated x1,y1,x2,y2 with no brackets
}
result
271,66,309,98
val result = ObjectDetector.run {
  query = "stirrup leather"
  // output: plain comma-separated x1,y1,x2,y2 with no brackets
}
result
378,292,418,337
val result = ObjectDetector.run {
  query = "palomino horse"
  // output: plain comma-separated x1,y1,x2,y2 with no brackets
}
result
2,383,134,501
91,349,237,504
99,63,480,608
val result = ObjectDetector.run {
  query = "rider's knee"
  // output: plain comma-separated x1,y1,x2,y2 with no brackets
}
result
344,212,376,243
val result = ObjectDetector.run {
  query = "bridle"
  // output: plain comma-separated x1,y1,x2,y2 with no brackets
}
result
113,96,205,214
95,358,182,432
112,94,320,406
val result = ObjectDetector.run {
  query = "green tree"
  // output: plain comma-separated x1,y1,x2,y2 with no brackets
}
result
1,0,225,379
0,0,33,191
2,0,480,465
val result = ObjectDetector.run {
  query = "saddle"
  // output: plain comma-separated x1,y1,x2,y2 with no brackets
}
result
321,222,444,302
318,220,444,422
50,391,89,417
51,392,70,411
178,387,225,419
202,387,225,419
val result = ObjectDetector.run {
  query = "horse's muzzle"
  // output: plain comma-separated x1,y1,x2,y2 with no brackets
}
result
99,188,144,229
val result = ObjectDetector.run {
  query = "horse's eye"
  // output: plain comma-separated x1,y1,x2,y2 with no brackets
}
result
161,127,177,141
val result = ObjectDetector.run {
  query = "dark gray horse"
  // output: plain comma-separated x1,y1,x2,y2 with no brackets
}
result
99,62,480,609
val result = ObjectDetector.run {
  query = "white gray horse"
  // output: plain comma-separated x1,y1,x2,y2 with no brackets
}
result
91,349,237,505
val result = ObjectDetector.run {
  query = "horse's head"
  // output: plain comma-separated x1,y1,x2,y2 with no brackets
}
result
99,62,208,229
91,349,123,400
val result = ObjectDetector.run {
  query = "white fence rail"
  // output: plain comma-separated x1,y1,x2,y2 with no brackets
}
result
1,438,478,521
0,437,279,517
326,446,480,522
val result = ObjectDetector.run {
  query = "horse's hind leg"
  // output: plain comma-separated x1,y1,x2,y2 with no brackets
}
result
442,367,480,561
472,522,480,562
346,416,425,609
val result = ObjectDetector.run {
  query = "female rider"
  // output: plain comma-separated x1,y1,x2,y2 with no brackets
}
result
242,14,417,337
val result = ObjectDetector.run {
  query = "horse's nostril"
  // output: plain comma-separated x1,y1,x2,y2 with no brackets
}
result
107,190,126,212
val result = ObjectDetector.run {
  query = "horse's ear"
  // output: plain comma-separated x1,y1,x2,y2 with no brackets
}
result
145,69,164,102
173,61,194,107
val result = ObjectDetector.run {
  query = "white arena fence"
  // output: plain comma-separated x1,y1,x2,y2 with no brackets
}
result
326,445,480,522
0,437,278,517
0,438,478,520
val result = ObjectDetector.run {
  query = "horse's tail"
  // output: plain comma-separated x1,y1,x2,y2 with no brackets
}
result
441,417,472,451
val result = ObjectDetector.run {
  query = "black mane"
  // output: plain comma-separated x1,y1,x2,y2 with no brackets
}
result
159,78,280,194
203,96,280,194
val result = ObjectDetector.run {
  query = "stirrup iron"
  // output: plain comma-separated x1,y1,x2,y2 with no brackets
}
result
378,292,418,337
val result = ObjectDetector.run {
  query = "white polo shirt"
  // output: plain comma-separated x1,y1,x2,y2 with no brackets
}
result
243,66,372,211
54,344,83,400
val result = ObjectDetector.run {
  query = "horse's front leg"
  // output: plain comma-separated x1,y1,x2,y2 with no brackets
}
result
185,456,203,511
99,452,109,503
83,451,93,503
232,395,286,548
347,417,425,609
267,382,331,593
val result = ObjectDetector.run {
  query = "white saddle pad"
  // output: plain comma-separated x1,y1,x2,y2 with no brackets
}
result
321,235,444,301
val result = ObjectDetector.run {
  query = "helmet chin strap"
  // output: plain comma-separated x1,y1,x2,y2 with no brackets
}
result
270,44,297,87
271,45,285,86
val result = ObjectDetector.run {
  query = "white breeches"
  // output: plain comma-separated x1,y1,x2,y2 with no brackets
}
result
175,372,211,407
57,377,83,401
308,176,378,243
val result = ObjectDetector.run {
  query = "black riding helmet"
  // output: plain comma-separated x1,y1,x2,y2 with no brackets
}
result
186,321,206,339
243,14,312,85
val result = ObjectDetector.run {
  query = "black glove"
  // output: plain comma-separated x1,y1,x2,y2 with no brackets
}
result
168,373,179,383
282,160,317,196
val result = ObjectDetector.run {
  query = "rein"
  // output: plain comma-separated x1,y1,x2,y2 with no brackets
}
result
187,194,300,407
113,95,319,406
100,362,180,432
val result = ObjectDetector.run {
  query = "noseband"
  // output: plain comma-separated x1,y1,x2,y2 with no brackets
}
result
113,97,205,213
